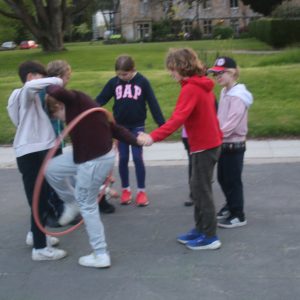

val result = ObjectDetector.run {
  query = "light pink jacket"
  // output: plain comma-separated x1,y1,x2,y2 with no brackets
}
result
217,83,253,143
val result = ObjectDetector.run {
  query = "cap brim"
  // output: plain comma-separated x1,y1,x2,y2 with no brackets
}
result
207,66,226,72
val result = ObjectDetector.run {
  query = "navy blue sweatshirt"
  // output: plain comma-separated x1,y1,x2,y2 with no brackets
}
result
96,72,165,128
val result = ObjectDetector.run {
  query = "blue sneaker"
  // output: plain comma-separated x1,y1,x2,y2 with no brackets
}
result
177,228,204,245
186,235,221,250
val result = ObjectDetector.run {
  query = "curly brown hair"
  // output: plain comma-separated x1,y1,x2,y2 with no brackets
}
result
165,48,205,77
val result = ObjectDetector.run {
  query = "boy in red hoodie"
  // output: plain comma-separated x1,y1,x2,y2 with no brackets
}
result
139,48,223,250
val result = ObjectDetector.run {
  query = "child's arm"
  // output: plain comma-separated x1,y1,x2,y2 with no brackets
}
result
46,85,77,106
95,79,114,106
143,78,165,126
111,123,139,147
7,89,22,126
23,77,63,99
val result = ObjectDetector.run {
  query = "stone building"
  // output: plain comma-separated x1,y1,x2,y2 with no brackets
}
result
116,0,261,41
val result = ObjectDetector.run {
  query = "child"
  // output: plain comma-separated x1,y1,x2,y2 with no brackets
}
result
45,84,143,268
7,61,67,261
139,48,223,250
43,60,72,226
96,55,165,206
208,56,253,228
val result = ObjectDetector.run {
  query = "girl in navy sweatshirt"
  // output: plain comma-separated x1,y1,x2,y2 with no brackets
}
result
96,55,165,207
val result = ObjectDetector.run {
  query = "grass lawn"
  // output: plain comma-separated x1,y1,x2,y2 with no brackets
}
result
0,38,300,144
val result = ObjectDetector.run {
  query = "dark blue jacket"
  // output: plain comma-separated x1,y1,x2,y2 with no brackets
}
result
96,72,165,128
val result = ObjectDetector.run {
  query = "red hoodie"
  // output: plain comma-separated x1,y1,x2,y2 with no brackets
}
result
150,75,222,153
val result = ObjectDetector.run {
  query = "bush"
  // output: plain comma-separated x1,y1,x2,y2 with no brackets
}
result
212,26,234,39
249,18,300,48
152,19,182,41
272,3,300,18
190,27,202,40
103,34,125,44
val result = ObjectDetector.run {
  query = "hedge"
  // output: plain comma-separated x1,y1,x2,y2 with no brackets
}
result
249,18,300,48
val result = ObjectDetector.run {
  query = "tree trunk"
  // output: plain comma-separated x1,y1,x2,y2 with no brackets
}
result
0,0,91,52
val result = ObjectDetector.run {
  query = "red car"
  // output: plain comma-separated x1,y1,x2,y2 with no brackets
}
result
19,40,38,49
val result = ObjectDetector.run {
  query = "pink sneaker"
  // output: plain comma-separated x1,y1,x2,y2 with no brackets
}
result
120,189,132,205
135,191,149,207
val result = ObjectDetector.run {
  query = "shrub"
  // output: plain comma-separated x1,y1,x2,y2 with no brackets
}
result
212,26,234,39
272,3,300,18
103,34,125,44
249,18,300,48
152,19,182,41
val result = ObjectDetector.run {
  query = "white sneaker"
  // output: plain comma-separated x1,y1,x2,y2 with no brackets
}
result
32,247,67,261
78,252,111,268
26,231,59,247
58,202,80,226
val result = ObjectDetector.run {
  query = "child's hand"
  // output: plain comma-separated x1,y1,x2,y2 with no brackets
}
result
137,132,153,146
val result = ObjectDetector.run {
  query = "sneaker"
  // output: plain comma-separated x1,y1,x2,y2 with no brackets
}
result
217,204,230,220
218,215,247,228
78,252,111,268
120,189,132,205
184,200,193,207
58,202,80,226
186,235,222,250
32,247,67,261
108,188,119,198
177,228,204,245
26,231,59,247
135,191,149,207
99,197,116,214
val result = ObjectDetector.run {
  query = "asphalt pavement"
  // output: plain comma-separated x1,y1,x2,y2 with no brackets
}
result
0,140,300,300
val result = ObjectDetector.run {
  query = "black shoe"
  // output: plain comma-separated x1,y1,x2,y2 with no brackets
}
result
217,204,230,220
99,197,116,214
184,200,193,207
46,214,62,228
218,215,247,228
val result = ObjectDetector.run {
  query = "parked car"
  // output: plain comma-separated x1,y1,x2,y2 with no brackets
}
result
19,40,38,49
0,41,17,50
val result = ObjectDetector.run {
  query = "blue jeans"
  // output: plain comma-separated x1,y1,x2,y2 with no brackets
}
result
118,126,145,189
45,149,115,254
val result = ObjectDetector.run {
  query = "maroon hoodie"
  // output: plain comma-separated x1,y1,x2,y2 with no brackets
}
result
46,85,138,163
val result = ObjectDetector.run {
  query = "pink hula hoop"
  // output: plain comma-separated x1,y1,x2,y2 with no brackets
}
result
32,107,114,237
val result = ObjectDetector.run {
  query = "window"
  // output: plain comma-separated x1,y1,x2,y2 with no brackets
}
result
230,18,239,35
182,20,193,34
203,20,212,35
203,0,212,9
230,0,238,8
136,23,150,40
140,0,149,15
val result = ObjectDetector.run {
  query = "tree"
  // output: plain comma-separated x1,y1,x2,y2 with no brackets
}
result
241,0,284,16
0,0,93,52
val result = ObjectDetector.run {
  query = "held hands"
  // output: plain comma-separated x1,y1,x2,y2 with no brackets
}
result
137,132,154,146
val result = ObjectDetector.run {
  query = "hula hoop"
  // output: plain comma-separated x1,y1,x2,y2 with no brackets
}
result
32,107,114,237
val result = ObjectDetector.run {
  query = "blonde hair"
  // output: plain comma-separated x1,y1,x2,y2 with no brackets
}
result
47,60,71,78
165,48,205,77
225,67,240,80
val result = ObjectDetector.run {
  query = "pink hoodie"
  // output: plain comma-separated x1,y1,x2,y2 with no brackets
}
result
217,83,253,143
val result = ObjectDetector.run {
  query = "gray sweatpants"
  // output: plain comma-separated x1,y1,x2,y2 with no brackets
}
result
190,147,221,237
45,149,115,255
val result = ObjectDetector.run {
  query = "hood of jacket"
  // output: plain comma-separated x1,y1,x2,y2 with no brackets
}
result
181,75,214,93
225,83,253,108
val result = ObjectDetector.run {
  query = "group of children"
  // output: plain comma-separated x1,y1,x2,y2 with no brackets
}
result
7,48,252,267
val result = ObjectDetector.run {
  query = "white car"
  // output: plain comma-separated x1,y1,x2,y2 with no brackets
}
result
1,41,17,50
